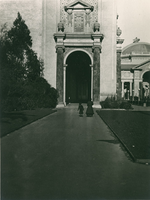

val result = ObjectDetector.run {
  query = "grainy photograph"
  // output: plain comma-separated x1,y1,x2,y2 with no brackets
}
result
0,0,150,199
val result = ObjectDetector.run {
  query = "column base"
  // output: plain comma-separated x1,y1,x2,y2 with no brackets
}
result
93,102,101,108
56,103,65,108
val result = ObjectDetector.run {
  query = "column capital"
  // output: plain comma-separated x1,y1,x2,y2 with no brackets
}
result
117,38,124,52
117,49,122,53
117,38,124,44
92,46,101,53
54,33,66,42
56,45,65,53
92,33,104,42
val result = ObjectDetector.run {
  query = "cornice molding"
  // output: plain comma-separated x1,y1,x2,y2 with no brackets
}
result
64,0,94,12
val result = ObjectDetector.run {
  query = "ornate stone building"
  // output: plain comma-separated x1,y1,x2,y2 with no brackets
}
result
0,0,117,106
121,40,150,100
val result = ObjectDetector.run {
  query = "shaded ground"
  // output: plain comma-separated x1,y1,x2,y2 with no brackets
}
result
1,106,150,200
96,110,150,161
1,108,57,137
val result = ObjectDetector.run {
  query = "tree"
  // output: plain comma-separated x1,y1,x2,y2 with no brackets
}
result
0,13,58,111
8,12,32,60
26,48,44,81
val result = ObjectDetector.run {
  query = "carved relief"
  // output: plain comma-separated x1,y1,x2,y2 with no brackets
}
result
74,12,84,32
67,9,73,26
60,0,98,32
85,9,91,26
121,71,133,79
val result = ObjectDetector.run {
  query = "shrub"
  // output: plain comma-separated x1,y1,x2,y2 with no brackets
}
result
120,101,132,109
100,97,132,110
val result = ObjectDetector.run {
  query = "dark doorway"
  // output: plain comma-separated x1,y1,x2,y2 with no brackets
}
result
124,82,130,99
142,71,150,99
66,51,91,103
143,71,150,83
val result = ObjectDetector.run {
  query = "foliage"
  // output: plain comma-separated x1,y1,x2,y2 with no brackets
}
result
0,13,58,112
100,96,132,110
119,101,132,109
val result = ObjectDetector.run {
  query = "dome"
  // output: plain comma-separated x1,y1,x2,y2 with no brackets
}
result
122,42,150,55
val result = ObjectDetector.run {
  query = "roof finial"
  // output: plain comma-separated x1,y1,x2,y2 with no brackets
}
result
133,37,140,43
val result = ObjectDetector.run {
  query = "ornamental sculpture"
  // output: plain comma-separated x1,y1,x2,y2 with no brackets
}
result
116,27,122,37
85,9,91,26
94,21,100,32
67,9,73,26
58,21,64,32
133,37,140,43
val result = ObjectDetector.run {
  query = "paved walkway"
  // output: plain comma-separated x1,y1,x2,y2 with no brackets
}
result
1,104,150,200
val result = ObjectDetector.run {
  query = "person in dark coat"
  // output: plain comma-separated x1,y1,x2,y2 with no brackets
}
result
86,100,94,117
78,103,84,117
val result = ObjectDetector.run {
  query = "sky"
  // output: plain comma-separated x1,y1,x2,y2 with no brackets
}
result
116,0,150,47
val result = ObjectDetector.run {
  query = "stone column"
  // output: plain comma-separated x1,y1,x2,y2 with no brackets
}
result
121,81,124,98
54,28,65,106
63,65,67,106
130,81,132,97
56,47,64,104
91,26,103,106
90,65,93,101
93,47,100,103
134,81,140,97
116,27,124,100
133,71,140,97
116,49,122,100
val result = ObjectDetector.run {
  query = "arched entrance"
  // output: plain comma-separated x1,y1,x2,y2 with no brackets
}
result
66,51,91,103
142,71,150,98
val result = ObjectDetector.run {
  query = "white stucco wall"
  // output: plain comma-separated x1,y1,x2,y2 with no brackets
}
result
98,0,117,100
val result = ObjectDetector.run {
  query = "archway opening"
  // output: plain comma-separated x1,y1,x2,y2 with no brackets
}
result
142,71,150,98
66,51,91,103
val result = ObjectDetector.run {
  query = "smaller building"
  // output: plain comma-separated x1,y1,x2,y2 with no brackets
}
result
121,40,150,100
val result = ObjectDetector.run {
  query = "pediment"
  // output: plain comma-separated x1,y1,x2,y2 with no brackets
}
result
64,0,94,11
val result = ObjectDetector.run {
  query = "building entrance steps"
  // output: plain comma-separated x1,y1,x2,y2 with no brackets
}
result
1,105,150,199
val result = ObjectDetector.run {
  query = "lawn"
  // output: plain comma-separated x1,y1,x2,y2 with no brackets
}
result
96,110,150,162
1,108,57,137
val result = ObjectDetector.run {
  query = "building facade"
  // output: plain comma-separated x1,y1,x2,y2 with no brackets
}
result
121,41,150,100
0,0,117,106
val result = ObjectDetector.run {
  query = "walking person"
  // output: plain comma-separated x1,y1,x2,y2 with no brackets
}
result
86,100,94,117
78,102,84,117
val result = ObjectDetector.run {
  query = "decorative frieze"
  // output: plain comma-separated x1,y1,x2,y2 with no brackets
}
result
121,71,133,79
